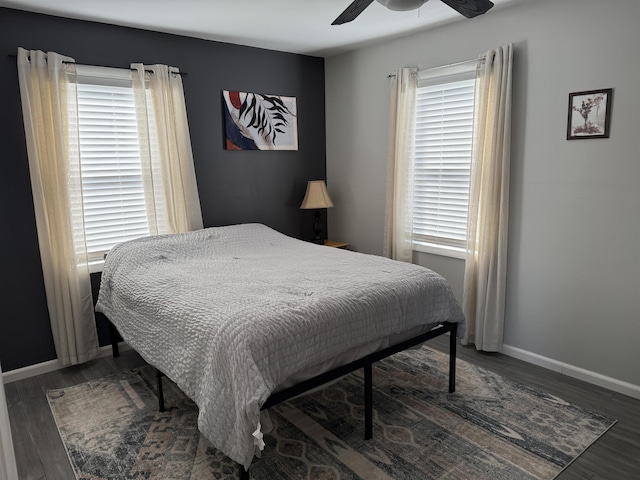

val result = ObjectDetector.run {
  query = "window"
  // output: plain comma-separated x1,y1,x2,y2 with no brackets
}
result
412,64,476,258
75,66,150,267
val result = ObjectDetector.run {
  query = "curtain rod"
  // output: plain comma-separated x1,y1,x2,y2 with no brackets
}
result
62,60,188,76
387,56,484,78
7,54,188,75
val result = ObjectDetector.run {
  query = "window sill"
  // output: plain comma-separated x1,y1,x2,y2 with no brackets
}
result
413,242,466,260
88,260,105,274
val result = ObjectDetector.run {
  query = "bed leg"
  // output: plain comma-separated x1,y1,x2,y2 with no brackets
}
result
156,369,166,412
108,321,120,358
449,323,457,393
364,362,373,440
239,463,250,480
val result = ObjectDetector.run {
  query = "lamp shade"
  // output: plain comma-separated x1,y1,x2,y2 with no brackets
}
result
300,180,334,209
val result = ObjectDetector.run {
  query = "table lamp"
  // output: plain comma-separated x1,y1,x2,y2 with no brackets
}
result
300,180,334,244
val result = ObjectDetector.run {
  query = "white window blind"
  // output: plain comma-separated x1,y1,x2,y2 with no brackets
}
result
413,66,476,253
76,67,150,263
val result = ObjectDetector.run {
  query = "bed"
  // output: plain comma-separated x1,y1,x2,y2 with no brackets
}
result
95,223,465,478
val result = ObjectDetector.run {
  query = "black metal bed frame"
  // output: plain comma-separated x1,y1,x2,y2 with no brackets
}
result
109,321,458,480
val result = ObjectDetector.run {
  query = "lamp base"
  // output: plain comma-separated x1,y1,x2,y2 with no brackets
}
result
311,209,323,244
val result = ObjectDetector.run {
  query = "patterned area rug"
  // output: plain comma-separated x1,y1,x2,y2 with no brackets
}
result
47,345,615,479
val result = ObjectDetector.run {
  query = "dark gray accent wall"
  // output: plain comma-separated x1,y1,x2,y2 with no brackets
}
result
0,7,326,371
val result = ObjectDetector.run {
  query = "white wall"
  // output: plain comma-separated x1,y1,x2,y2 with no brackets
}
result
326,0,640,391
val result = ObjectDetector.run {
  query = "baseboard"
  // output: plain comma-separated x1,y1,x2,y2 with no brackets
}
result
501,344,640,401
2,343,130,384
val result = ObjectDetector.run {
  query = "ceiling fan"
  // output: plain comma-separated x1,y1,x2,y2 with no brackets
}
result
332,0,494,25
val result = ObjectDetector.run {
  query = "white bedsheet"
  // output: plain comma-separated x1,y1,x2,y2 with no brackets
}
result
95,223,465,468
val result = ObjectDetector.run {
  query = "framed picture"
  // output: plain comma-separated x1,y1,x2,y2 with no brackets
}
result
567,88,612,140
222,90,298,150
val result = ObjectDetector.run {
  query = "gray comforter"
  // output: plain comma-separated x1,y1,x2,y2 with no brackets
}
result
96,223,465,468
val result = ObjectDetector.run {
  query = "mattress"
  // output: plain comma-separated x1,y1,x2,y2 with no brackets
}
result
95,223,465,468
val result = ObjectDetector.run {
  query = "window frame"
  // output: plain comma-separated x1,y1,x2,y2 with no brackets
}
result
412,63,477,260
74,65,151,273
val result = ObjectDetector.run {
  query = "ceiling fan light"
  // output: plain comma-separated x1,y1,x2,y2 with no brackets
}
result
376,0,428,12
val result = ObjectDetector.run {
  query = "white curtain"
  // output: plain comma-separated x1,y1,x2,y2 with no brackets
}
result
462,44,513,351
131,64,203,234
383,67,418,262
0,365,18,480
17,48,99,366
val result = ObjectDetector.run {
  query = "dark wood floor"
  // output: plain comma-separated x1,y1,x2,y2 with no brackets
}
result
5,338,640,480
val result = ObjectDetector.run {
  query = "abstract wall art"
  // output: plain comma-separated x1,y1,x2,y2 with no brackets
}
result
223,90,298,150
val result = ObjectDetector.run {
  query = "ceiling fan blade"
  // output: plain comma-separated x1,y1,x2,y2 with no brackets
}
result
439,0,494,18
332,0,375,25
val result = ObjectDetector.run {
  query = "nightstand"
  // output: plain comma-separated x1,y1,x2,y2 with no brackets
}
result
323,240,349,249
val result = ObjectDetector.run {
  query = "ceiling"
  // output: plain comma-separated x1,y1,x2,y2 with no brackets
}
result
0,0,524,57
